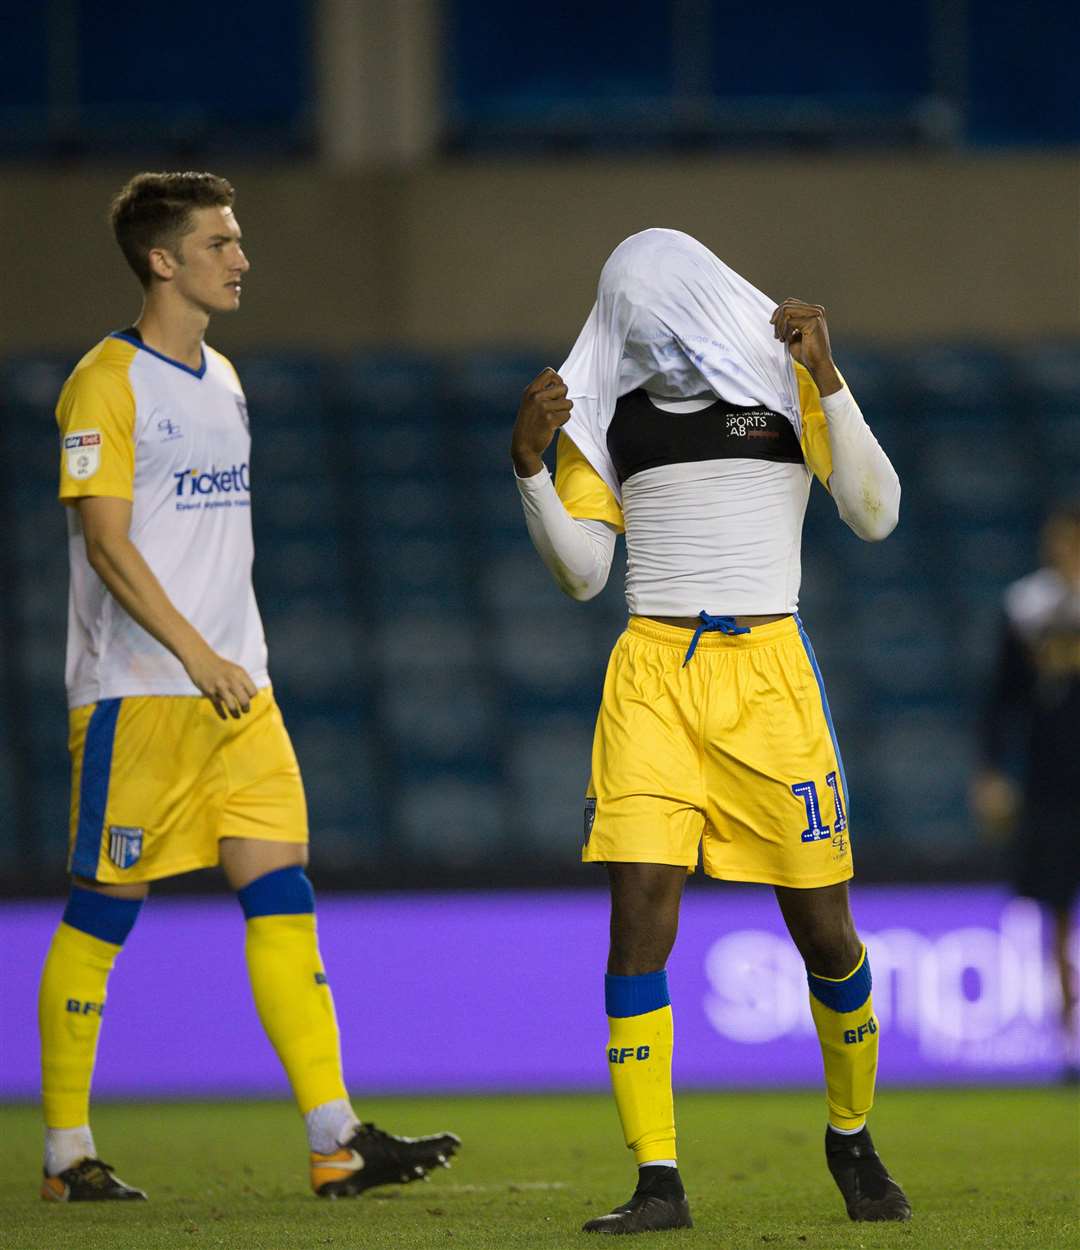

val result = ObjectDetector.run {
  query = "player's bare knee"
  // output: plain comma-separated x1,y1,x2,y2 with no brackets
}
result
607,940,673,977
796,918,862,978
219,838,309,891
608,909,678,975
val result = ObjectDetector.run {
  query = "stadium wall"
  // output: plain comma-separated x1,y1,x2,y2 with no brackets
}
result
3,887,1075,1097
4,154,1077,352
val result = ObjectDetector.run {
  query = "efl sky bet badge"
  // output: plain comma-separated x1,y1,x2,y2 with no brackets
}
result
64,430,101,480
107,825,143,870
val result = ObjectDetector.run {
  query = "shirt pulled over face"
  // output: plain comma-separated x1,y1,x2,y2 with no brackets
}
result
559,228,802,502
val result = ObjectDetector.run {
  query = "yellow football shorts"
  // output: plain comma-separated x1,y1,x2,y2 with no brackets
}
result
583,615,853,888
67,688,308,884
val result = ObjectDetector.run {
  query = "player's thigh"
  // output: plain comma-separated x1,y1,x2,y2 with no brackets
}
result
701,622,853,889
584,629,705,870
218,692,309,857
67,695,227,885
607,862,687,973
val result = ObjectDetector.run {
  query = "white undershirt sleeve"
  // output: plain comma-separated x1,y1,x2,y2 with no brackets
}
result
515,467,618,601
821,386,901,542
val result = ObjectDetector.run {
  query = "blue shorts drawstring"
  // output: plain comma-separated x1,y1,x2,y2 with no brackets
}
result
682,611,751,666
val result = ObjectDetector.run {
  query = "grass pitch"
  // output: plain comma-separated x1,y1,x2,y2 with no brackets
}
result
0,1088,1075,1250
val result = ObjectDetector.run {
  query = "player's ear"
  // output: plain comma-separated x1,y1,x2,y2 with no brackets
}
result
146,246,177,283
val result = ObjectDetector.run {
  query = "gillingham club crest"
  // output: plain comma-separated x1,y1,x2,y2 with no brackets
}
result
107,825,144,870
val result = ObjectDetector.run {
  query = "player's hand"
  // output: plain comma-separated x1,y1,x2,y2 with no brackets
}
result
182,643,259,719
770,299,843,396
969,770,1020,841
511,368,574,477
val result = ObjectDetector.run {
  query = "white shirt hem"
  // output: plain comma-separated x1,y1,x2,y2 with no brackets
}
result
67,669,272,710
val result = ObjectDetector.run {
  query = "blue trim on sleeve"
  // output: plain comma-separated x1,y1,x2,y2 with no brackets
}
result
794,614,850,821
238,866,315,919
605,969,670,1018
110,331,207,379
62,885,142,946
71,699,123,880
808,950,872,1013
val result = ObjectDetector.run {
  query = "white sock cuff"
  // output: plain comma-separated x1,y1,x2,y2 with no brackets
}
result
305,1098,360,1154
827,1120,866,1136
44,1125,96,1176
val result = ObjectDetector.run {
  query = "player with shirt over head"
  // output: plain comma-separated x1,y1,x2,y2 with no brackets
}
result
38,171,459,1202
511,230,910,1233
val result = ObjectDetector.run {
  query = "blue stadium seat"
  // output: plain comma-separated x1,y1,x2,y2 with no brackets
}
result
1009,341,1080,405
507,714,593,849
334,351,442,416
253,425,323,477
0,750,15,870
869,710,975,851
495,617,604,717
901,344,1014,416
445,350,542,412
444,350,541,474
359,475,453,532
831,345,897,412
373,614,479,673
335,350,440,407
946,521,1037,590
265,601,363,692
851,592,953,704
478,551,580,619
3,354,74,416
464,473,529,541
363,534,469,615
394,773,505,862
286,710,382,860
383,672,496,765
915,422,1037,521
230,354,328,428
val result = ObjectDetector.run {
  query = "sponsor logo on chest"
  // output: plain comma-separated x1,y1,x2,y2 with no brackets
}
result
172,463,251,512
725,411,779,439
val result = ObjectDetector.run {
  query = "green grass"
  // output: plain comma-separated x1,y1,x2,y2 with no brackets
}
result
0,1090,1076,1250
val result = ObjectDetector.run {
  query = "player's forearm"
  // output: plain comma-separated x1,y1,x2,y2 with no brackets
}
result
516,467,616,601
83,533,211,669
821,387,900,542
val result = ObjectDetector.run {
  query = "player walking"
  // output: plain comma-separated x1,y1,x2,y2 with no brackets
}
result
511,230,910,1232
38,172,459,1202
972,501,1080,1081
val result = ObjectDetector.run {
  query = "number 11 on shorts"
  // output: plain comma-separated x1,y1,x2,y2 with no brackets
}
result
792,771,847,843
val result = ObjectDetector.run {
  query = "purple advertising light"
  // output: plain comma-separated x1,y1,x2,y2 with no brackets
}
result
1,886,1074,1098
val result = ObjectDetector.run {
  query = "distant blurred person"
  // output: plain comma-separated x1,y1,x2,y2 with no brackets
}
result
37,172,458,1202
511,229,909,1232
971,500,1080,1081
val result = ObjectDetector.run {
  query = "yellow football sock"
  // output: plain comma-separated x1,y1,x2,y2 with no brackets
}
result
240,869,348,1115
807,946,878,1132
606,972,676,1165
39,887,143,1130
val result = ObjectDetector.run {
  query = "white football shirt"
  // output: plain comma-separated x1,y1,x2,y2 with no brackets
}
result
56,331,269,707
